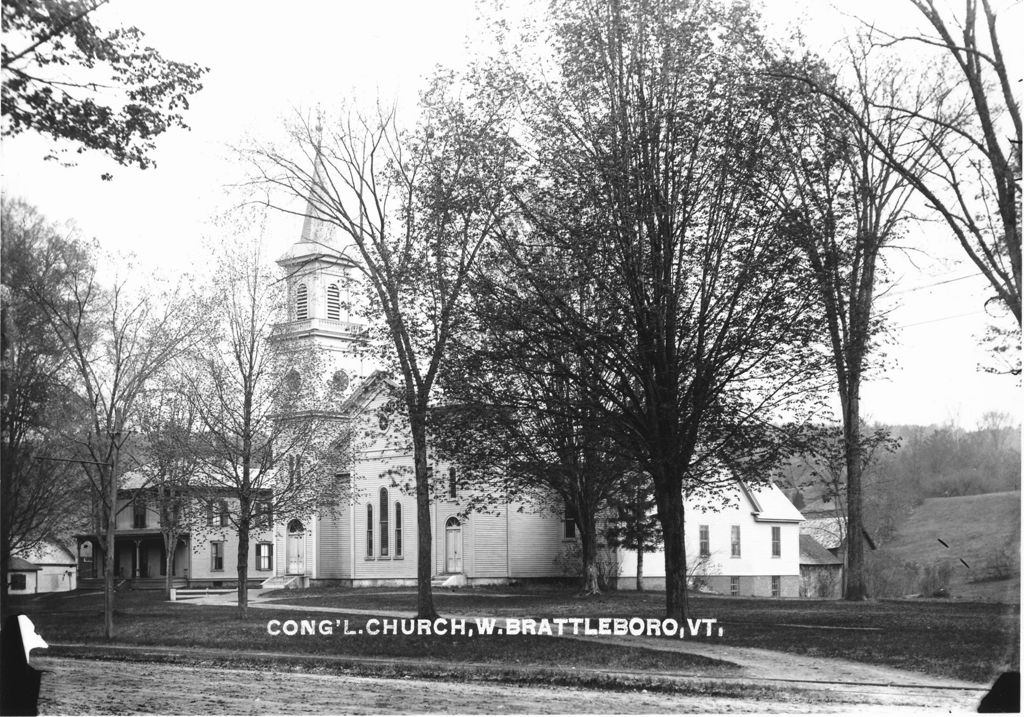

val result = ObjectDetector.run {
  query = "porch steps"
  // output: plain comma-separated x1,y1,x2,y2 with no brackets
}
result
431,573,466,589
260,575,301,591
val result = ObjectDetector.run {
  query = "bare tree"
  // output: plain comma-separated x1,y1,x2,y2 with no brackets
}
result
181,231,351,618
30,250,206,638
137,385,204,599
768,38,942,599
247,73,516,618
795,1,1020,332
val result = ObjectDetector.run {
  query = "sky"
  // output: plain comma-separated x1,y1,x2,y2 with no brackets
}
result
1,0,1020,429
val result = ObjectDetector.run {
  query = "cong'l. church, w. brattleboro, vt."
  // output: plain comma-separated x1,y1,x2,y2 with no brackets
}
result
70,198,813,600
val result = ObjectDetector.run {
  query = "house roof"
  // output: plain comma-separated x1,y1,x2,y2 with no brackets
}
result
800,534,843,565
9,557,40,572
740,482,805,523
802,516,845,550
18,540,76,565
339,370,400,416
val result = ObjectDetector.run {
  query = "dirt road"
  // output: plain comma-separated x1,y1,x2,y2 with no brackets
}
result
36,656,984,714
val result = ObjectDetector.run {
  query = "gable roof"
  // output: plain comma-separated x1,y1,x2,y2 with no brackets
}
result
740,481,805,523
339,370,400,417
800,534,843,565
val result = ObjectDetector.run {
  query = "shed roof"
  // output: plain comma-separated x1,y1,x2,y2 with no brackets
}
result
799,534,843,566
10,557,40,572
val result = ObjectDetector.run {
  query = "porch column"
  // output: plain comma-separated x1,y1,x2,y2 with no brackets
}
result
134,539,142,578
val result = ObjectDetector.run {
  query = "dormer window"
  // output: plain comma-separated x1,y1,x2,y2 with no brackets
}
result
326,283,341,321
295,283,308,320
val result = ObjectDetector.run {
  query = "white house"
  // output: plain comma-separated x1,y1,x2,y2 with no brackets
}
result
9,542,77,594
616,482,805,597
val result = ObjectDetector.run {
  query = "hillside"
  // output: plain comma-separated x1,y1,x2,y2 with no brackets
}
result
868,491,1020,603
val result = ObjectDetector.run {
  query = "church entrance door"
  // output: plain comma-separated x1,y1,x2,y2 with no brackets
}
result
445,517,462,573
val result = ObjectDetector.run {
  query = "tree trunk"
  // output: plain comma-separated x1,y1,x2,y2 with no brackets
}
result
843,377,867,600
654,476,687,622
636,546,644,592
237,513,250,618
164,533,175,600
579,512,600,595
411,410,437,619
104,440,120,640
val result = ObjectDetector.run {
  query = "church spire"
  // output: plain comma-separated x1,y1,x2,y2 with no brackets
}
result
298,123,335,248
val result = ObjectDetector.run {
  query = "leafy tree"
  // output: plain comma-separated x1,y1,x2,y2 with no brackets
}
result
497,0,825,622
605,473,661,592
179,231,351,618
248,72,517,619
2,0,206,175
0,198,92,620
436,268,629,595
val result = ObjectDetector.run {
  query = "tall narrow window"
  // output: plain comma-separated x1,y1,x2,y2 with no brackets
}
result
365,504,373,557
771,526,781,558
379,488,389,557
730,576,740,596
771,575,781,597
295,283,308,320
219,500,230,527
394,503,403,557
730,525,741,557
699,525,710,558
133,495,147,529
256,543,273,571
211,542,224,571
448,467,457,499
563,504,577,540
326,283,341,320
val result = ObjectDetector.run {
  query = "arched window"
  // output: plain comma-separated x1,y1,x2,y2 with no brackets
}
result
394,502,403,557
365,504,373,557
295,283,308,320
287,518,304,534
326,283,341,321
379,488,389,557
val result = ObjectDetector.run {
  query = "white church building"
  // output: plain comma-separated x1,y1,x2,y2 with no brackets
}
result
260,202,806,598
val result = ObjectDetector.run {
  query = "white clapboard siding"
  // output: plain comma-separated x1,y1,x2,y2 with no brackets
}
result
508,507,569,577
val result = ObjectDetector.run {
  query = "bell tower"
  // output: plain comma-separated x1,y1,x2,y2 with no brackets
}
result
275,150,367,389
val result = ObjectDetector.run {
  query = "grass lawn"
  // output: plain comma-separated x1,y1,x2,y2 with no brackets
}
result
263,585,1020,683
10,590,732,678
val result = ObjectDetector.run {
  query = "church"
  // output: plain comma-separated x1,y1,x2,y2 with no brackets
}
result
259,198,807,597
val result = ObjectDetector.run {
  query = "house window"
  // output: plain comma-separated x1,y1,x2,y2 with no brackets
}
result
256,543,273,571
448,467,457,499
394,502,403,557
211,542,224,571
563,505,577,540
379,488,389,557
771,526,781,558
256,501,273,529
771,575,781,597
206,501,217,526
326,283,341,320
219,500,230,527
699,525,710,558
366,504,373,557
730,525,741,557
133,495,147,529
730,576,740,596
295,283,308,320
10,574,26,591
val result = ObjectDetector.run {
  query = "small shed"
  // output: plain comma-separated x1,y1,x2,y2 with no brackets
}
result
8,557,41,594
799,534,844,598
